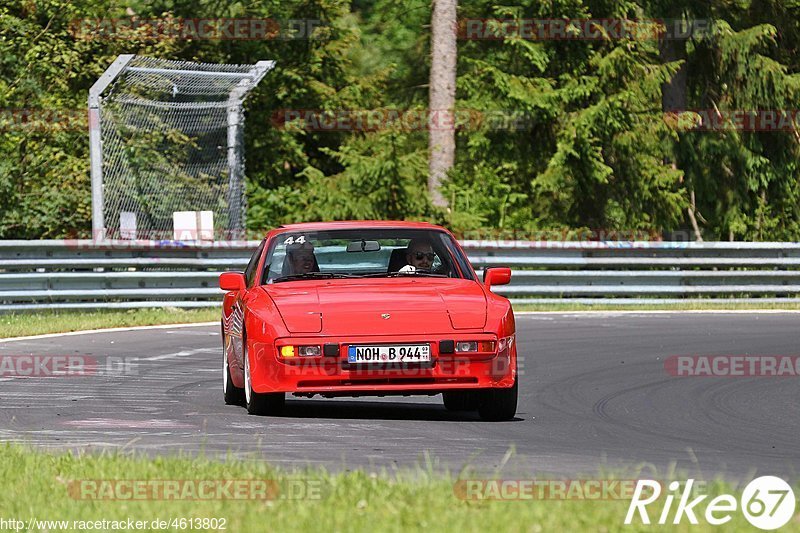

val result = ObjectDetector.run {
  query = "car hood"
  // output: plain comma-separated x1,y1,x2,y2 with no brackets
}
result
263,279,487,334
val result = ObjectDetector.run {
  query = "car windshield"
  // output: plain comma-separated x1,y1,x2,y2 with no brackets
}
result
261,228,474,284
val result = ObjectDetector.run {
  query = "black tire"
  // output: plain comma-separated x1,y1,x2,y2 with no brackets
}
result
222,330,245,406
246,390,286,416
477,379,518,421
243,336,285,416
442,391,481,411
224,359,245,406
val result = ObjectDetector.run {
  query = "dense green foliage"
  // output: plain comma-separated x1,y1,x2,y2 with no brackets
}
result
1,0,799,240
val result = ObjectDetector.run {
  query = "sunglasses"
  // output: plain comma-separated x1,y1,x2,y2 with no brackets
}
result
414,252,435,261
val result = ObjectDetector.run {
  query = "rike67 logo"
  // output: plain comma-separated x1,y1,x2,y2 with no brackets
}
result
625,476,796,530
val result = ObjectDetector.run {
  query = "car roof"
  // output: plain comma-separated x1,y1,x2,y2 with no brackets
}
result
275,220,446,232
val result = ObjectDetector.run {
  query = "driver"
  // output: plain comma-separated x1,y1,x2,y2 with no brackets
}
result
405,238,436,270
286,241,318,275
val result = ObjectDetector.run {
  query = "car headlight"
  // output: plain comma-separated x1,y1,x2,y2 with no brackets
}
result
298,345,321,357
455,341,477,352
455,340,497,353
279,345,321,358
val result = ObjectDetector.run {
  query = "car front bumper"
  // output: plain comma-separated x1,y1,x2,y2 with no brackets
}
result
248,334,516,395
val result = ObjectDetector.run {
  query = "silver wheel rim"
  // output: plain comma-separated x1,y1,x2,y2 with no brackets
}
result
244,343,252,405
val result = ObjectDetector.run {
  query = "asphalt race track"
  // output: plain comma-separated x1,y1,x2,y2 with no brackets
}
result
1,313,798,481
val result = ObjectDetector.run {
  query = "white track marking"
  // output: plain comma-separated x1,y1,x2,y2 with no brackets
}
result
61,418,195,429
142,347,218,362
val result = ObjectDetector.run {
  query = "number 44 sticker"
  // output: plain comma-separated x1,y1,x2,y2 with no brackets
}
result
284,236,306,245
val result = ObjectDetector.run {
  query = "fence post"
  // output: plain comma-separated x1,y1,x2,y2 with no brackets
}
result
88,54,135,243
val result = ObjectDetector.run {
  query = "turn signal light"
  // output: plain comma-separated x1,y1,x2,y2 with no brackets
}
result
280,346,296,358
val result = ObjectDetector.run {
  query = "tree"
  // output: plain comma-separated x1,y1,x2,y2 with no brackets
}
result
428,0,457,208
4,0,800,241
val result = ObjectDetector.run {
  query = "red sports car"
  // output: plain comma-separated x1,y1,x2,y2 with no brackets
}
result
219,221,517,420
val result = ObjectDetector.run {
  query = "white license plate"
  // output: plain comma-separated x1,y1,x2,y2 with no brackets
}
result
347,344,431,364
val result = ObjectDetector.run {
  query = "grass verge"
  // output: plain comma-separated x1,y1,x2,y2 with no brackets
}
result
514,301,800,312
0,308,218,339
0,444,796,532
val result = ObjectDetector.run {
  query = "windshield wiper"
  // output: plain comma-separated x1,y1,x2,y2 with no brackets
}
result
272,272,359,283
358,271,449,278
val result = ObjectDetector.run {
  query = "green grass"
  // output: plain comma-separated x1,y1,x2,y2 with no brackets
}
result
0,308,219,339
0,444,796,532
514,301,800,312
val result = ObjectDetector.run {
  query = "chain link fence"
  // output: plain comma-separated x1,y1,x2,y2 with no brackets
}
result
89,55,274,240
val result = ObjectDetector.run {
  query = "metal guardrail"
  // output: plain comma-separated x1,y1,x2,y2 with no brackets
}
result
2,240,800,310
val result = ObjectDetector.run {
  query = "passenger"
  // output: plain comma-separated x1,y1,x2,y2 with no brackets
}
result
286,242,318,275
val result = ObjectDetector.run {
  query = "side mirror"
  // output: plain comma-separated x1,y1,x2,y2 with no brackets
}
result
220,271,247,291
483,267,511,288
